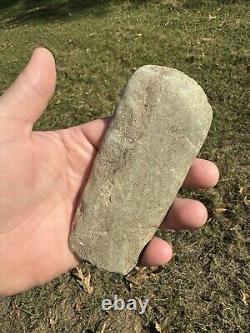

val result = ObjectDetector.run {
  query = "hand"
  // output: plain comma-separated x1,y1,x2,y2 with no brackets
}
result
0,48,219,296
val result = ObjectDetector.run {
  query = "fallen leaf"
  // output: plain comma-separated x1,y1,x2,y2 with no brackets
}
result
239,186,245,195
208,14,217,20
126,268,148,285
215,208,227,214
240,290,249,306
75,268,94,294
244,196,250,206
155,321,162,333
73,298,82,311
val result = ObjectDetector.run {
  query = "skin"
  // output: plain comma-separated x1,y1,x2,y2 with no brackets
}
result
0,48,219,296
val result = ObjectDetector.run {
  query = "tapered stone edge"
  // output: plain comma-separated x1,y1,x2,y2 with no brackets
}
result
69,65,213,275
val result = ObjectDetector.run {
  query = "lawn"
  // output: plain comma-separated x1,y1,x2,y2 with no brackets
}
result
0,0,249,332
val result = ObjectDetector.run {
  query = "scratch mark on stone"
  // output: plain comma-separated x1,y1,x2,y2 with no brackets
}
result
185,137,198,151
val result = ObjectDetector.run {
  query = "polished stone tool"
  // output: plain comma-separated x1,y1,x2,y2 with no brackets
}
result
69,65,213,274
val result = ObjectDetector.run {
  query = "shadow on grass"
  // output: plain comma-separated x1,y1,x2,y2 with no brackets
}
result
0,0,247,26
0,0,109,24
0,0,151,26
183,0,248,9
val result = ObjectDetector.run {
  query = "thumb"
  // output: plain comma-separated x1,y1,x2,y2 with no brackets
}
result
0,47,56,124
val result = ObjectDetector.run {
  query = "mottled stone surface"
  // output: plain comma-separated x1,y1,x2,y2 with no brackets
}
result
69,65,213,274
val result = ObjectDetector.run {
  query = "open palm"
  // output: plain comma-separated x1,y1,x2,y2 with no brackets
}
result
0,49,219,296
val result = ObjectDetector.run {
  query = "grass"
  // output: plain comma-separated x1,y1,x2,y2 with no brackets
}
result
0,0,249,332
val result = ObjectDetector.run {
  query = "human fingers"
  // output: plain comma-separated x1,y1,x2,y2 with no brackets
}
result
160,198,208,230
138,237,173,267
0,47,56,124
182,158,219,189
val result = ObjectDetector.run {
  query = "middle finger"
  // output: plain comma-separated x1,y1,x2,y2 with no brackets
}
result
160,197,208,230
